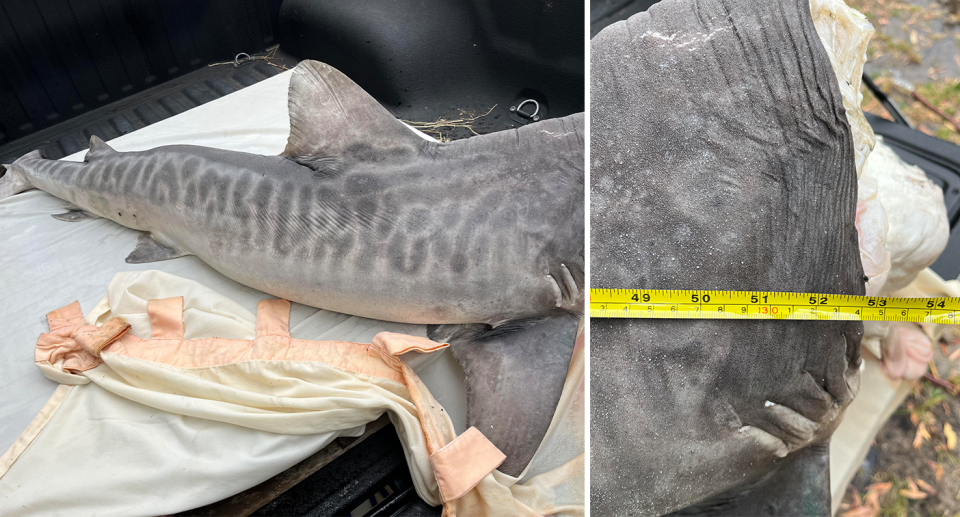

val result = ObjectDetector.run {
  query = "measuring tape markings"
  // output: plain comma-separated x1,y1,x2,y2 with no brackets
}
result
589,289,960,323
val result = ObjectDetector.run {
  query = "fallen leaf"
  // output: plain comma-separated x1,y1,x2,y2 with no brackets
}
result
910,31,919,45
915,422,930,449
917,478,937,495
949,347,960,362
864,490,883,517
866,482,892,496
842,485,881,517
929,459,945,482
901,478,927,499
851,488,863,508
946,422,957,450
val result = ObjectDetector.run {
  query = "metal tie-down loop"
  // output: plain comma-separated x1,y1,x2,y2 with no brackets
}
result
510,99,540,121
234,53,252,68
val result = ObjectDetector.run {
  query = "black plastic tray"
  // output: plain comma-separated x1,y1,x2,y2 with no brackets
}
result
252,424,440,517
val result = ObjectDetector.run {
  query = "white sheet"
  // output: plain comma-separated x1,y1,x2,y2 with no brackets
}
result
0,382,364,516
0,266,584,515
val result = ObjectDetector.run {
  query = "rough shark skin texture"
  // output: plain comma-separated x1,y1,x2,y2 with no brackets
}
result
590,0,864,515
0,61,584,478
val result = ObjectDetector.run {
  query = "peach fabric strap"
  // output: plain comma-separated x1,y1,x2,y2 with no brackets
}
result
36,302,131,373
148,297,183,339
46,301,84,330
74,318,130,357
373,333,450,356
256,299,291,338
430,427,506,502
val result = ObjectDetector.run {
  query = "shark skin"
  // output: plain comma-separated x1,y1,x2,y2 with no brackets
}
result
590,0,863,515
0,60,584,478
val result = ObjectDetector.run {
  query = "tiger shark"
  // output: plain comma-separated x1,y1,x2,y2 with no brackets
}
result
0,60,584,477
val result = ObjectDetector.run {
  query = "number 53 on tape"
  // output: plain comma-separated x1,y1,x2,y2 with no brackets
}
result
589,289,960,324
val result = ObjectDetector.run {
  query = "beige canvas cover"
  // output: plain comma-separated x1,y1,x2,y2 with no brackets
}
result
0,271,584,516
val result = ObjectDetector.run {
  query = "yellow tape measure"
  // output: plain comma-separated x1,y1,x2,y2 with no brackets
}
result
590,289,960,323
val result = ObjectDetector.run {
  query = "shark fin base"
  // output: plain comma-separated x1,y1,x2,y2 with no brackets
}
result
125,233,190,264
52,207,101,222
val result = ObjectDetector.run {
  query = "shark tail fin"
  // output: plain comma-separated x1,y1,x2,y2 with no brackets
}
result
0,150,41,199
429,314,580,477
283,60,432,173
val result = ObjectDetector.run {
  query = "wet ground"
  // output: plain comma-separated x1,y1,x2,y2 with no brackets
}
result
839,330,960,516
840,382,960,517
851,0,960,145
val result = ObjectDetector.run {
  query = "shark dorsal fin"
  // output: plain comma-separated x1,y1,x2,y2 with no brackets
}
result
283,61,430,170
84,136,116,162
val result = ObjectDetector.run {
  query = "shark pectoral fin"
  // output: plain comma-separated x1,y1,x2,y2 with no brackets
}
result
125,233,190,264
429,314,580,477
282,60,433,174
670,443,832,517
51,209,101,222
84,135,116,162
